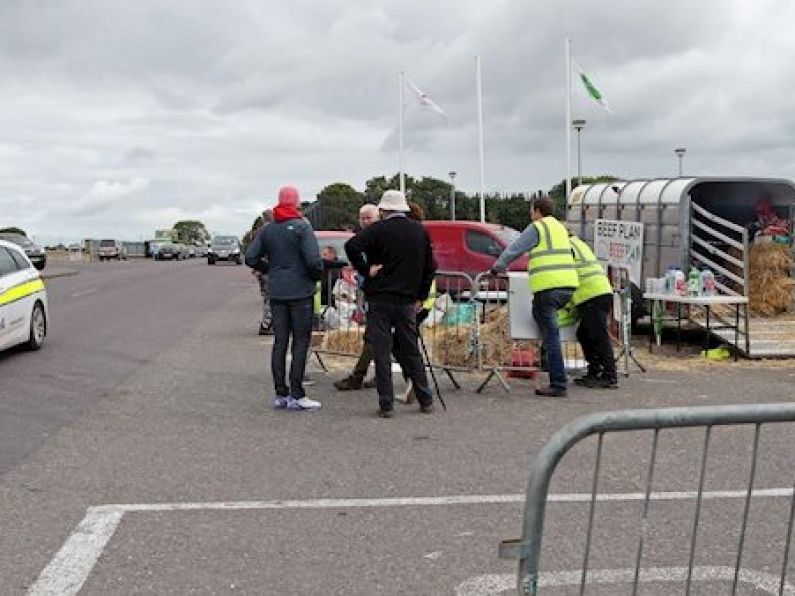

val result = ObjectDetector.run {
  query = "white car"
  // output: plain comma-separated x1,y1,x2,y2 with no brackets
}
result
0,238,48,352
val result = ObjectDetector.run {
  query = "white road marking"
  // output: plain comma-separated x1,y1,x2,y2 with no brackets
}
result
93,486,795,512
28,507,123,596
455,566,795,595
28,488,795,596
69,288,98,298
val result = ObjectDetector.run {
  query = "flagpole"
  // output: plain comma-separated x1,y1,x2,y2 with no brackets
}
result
565,37,572,209
399,70,405,194
475,55,485,223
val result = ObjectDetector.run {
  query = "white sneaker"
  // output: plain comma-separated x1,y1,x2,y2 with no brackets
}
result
286,396,322,410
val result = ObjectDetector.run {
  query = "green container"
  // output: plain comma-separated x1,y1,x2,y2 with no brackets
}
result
444,303,475,326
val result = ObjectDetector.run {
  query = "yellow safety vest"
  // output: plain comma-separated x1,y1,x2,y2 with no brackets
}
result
570,236,613,305
527,217,579,293
422,280,437,311
313,281,322,314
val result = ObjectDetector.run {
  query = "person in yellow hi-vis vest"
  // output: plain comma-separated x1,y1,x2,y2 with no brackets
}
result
569,234,618,389
490,196,578,397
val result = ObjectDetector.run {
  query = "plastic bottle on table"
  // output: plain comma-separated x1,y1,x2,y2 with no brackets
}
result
665,267,676,294
688,267,701,296
674,269,687,296
700,269,716,296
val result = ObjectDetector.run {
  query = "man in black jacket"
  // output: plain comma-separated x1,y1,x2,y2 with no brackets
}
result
344,190,437,418
245,186,323,411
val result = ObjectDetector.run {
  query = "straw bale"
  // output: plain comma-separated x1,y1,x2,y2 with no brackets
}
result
749,242,791,272
479,307,537,367
321,328,365,355
429,325,475,367
748,243,793,316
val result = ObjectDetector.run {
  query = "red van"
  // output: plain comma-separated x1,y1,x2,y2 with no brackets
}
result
316,222,528,280
422,221,528,278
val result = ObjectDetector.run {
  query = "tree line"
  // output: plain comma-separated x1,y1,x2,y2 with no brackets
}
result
300,173,618,233
238,173,618,244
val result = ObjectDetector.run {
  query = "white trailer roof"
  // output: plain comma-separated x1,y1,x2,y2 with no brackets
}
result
569,177,795,207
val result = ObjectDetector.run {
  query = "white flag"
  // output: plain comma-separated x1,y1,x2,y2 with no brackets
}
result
405,78,447,120
572,59,611,114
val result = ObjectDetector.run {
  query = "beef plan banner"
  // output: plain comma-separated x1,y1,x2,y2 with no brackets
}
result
593,219,645,288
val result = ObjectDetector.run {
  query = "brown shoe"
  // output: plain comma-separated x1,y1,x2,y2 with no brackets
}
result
378,408,394,418
333,376,363,391
535,386,567,397
420,404,434,414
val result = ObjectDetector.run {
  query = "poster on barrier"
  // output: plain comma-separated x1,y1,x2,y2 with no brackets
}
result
593,218,645,287
507,272,578,341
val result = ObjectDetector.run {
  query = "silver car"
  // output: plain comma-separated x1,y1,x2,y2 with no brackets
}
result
207,236,242,265
0,233,47,270
97,239,127,261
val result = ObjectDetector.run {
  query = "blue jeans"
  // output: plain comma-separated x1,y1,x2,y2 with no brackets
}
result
532,289,575,390
271,298,313,399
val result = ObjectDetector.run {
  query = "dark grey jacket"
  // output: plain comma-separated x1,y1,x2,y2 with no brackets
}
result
245,218,322,301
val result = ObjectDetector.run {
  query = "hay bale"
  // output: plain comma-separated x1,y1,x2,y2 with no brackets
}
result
479,307,537,367
429,325,475,367
748,243,793,316
321,328,365,355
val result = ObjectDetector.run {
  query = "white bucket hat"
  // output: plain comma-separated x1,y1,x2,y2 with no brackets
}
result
377,189,410,212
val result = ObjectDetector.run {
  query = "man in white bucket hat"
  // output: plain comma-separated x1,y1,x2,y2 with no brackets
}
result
344,190,437,418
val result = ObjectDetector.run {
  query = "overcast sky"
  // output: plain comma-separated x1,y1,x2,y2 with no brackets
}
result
1,0,794,244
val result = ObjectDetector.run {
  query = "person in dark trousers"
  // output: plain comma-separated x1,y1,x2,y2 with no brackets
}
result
569,234,618,389
344,190,436,418
255,209,273,335
491,196,579,397
333,203,380,391
245,186,323,411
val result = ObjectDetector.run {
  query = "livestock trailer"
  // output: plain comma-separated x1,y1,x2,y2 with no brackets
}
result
567,177,795,357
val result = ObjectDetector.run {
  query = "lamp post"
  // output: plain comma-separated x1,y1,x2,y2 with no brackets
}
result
448,171,457,221
675,147,686,177
572,119,586,188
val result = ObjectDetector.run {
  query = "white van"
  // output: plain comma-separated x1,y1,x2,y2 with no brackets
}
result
0,238,48,352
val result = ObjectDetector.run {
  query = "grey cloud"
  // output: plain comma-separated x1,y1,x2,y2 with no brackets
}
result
1,0,794,245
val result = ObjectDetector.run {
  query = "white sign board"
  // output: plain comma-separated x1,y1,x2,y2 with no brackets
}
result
507,272,578,341
593,219,645,287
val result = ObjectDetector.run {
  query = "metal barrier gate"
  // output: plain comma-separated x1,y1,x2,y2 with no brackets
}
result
310,268,478,385
473,271,584,393
500,403,795,595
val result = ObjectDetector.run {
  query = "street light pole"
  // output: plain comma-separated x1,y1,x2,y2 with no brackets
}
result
572,119,586,188
675,147,686,177
448,171,457,221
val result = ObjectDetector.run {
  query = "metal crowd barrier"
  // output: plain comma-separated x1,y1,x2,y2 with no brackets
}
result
309,268,478,384
309,267,594,392
472,271,584,393
499,403,795,595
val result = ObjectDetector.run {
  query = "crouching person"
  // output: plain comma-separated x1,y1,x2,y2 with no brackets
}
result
245,186,323,410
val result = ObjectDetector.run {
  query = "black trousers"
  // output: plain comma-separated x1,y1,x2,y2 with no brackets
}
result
367,301,433,411
271,297,313,399
576,293,617,381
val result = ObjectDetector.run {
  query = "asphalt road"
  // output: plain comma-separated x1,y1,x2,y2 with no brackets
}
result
2,261,795,595
0,258,253,476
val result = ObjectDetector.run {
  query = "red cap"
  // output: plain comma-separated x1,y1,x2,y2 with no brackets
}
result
278,186,300,208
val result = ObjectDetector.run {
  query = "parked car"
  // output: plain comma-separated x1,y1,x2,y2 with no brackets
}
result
208,236,242,265
314,223,528,276
0,238,48,352
422,221,528,277
97,239,127,261
155,242,186,261
0,232,46,270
